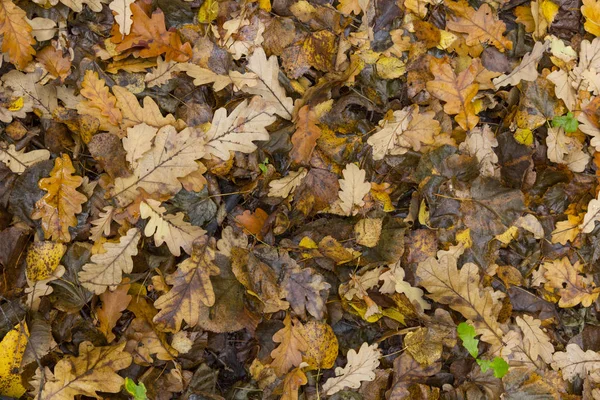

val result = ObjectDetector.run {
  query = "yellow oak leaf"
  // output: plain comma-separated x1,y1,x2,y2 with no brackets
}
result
78,70,122,128
582,0,600,36
0,324,28,398
32,154,87,243
0,0,36,70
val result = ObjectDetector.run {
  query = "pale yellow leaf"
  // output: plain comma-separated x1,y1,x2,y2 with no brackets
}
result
322,342,381,395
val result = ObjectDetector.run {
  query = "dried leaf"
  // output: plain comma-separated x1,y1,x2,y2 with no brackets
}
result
551,343,600,382
78,228,141,294
0,143,50,174
290,106,321,165
202,97,275,161
0,0,36,70
244,47,293,120
97,281,132,342
426,59,479,130
270,314,308,376
367,105,439,160
515,315,554,364
32,154,87,243
153,236,220,332
140,199,206,257
282,265,330,319
38,341,132,400
0,324,28,398
321,342,381,395
268,168,308,198
112,3,192,62
109,0,135,37
543,257,600,307
336,163,371,216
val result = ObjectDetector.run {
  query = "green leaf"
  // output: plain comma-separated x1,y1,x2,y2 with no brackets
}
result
552,112,579,133
476,357,509,378
490,356,509,378
125,377,147,400
457,322,479,358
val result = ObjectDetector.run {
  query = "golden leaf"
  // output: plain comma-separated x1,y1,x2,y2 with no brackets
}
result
97,281,132,342
0,0,35,70
582,0,600,36
290,106,321,165
302,320,338,370
32,154,88,243
0,324,28,398
78,70,122,128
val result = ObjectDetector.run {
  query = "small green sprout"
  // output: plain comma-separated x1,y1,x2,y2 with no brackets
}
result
457,322,509,378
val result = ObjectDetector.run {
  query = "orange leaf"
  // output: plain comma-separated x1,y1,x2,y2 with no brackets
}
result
0,0,36,70
80,70,123,126
97,281,132,342
426,59,480,131
446,1,513,52
235,208,268,239
32,154,88,243
290,106,322,165
36,46,72,82
112,3,192,62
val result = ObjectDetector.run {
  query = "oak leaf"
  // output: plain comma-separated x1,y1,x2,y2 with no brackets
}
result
77,70,122,130
36,46,71,82
290,106,321,165
281,368,308,400
78,228,141,294
109,0,135,37
181,63,258,91
335,163,371,216
112,3,192,62
38,341,132,400
321,342,381,395
426,60,479,130
0,0,36,70
202,97,276,161
493,40,547,89
231,247,290,313
459,124,498,177
216,226,248,257
0,143,50,174
140,199,206,256
244,47,294,120
282,265,330,319
515,315,554,364
445,1,512,52
543,257,600,307
89,206,115,242
551,214,581,244
270,314,308,376
31,154,87,243
153,236,220,332
97,281,132,342
551,343,600,382
112,126,203,205
379,262,430,311
416,245,504,345
112,86,179,129
123,123,157,168
582,0,600,36
367,105,439,160
268,168,308,198
59,0,102,12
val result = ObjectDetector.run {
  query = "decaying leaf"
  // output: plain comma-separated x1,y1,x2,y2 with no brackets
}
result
543,257,600,307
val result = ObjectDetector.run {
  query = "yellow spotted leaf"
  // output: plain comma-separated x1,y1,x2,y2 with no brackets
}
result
0,324,28,398
302,320,338,370
26,241,66,282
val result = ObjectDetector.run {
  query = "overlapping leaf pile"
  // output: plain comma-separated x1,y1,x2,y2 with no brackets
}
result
1,0,600,398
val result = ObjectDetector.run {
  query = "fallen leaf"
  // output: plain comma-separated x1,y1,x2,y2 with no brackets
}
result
31,154,87,243
543,257,600,307
321,342,381,395
290,106,322,165
97,281,132,342
153,236,220,332
0,0,36,70
270,314,308,376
